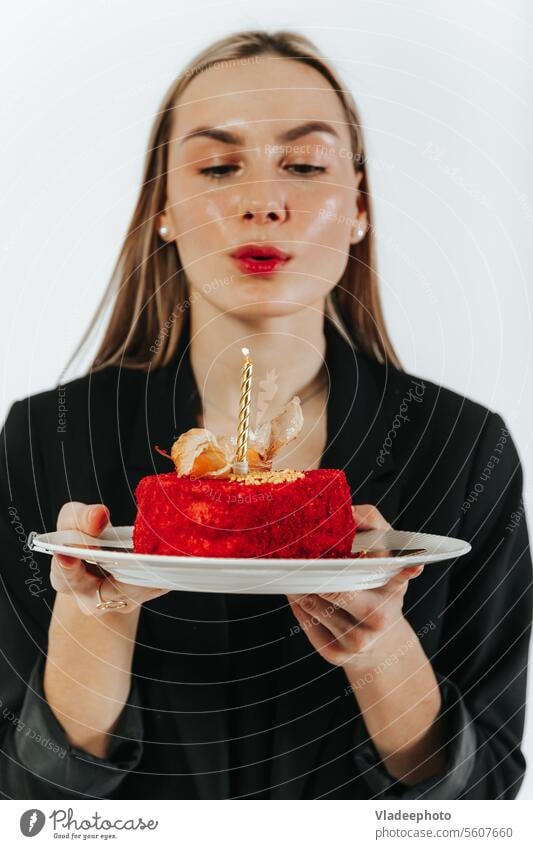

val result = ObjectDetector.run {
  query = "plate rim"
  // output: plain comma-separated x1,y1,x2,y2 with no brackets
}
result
28,526,472,571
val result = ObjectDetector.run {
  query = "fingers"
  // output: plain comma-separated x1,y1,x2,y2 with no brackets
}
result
352,504,391,531
286,564,426,670
57,501,110,535
53,500,115,613
289,593,357,640
52,562,108,615
287,595,374,667
383,564,425,594
50,553,102,595
287,596,342,654
51,559,162,617
315,589,385,630
288,564,425,632
54,501,111,574
51,501,168,615
51,527,169,617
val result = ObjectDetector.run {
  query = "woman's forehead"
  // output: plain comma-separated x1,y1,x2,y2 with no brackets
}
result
172,57,349,143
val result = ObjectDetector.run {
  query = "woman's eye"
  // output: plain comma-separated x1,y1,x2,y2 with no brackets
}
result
198,163,327,179
286,164,327,176
199,164,240,179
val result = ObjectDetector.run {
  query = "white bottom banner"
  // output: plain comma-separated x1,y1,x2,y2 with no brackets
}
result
1,799,531,848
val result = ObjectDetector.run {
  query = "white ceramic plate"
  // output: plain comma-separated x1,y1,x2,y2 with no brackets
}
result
28,526,471,593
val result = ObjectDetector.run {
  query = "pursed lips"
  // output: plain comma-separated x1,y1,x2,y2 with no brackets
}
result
230,243,292,275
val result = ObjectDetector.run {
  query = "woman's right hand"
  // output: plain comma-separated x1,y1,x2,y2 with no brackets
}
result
51,501,169,617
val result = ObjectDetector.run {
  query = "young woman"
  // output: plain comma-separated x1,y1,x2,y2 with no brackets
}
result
0,30,531,801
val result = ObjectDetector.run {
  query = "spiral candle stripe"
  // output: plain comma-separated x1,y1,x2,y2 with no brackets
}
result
235,349,253,468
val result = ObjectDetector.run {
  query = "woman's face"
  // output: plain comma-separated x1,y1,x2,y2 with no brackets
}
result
161,54,366,320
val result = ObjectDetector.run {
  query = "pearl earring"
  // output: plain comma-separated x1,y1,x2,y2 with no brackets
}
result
356,224,365,240
158,225,169,238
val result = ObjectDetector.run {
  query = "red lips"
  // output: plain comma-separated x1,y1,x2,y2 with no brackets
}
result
231,243,291,261
230,243,292,276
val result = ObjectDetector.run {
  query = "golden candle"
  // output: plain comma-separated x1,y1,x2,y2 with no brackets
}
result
234,347,253,474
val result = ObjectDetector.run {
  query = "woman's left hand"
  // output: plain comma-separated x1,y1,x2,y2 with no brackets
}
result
286,504,424,675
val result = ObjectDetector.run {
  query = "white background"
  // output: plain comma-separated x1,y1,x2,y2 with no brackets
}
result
1,0,532,799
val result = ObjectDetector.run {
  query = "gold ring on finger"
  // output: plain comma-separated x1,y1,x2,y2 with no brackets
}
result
96,579,128,611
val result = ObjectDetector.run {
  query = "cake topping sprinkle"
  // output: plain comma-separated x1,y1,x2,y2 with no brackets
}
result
228,469,305,485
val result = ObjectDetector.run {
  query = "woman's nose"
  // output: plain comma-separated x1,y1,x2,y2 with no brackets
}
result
240,197,289,224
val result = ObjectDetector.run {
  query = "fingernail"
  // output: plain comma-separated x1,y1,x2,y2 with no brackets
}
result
57,554,75,568
89,505,108,527
300,595,314,611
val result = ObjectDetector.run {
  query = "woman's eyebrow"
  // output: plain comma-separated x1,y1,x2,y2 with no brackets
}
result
180,120,341,147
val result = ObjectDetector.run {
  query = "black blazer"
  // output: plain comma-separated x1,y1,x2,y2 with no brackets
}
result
0,316,531,800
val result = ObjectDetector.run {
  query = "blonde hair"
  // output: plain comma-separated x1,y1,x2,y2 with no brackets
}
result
64,29,402,376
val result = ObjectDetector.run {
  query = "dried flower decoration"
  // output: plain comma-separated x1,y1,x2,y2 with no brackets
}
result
155,396,304,478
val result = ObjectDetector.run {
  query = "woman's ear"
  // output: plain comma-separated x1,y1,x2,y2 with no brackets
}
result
156,213,172,242
349,173,368,245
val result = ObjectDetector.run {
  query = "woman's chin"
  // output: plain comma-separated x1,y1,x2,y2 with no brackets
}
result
230,300,307,320
228,278,330,319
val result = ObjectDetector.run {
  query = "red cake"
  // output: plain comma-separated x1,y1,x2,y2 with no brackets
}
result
132,395,356,559
133,468,356,559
